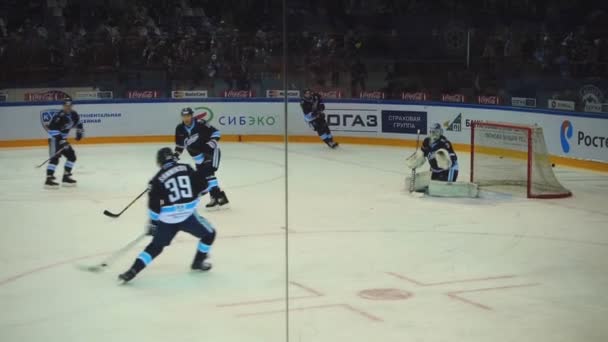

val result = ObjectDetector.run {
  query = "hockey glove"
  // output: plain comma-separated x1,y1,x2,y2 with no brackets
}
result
145,220,159,236
76,129,84,141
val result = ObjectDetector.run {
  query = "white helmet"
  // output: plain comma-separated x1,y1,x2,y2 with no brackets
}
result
429,123,443,142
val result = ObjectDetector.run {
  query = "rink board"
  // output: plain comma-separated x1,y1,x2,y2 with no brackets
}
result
0,99,606,171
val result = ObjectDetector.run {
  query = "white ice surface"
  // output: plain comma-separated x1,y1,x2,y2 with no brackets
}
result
0,142,607,342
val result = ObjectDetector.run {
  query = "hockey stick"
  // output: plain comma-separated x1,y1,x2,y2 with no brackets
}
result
409,129,421,193
103,189,148,218
77,232,148,272
35,146,67,168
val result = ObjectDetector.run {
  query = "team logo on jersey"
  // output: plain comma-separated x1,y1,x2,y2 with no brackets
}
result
193,106,214,122
40,109,60,132
560,120,573,153
443,113,462,132
185,133,199,146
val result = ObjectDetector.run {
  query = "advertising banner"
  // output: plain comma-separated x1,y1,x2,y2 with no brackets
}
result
223,90,253,98
557,118,608,160
429,106,608,162
0,87,96,102
325,105,379,133
359,91,385,100
265,90,300,98
477,95,500,105
316,89,342,99
171,90,208,99
381,110,427,134
1,100,606,163
25,90,71,101
128,90,162,99
511,97,537,108
402,92,429,101
583,102,608,114
188,103,282,135
441,94,466,103
548,99,575,111
75,91,113,100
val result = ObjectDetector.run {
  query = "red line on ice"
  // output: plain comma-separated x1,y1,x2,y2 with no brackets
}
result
237,303,383,322
217,281,324,307
386,272,516,286
445,283,540,310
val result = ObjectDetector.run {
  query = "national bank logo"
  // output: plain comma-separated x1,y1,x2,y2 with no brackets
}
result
560,120,573,153
194,106,214,122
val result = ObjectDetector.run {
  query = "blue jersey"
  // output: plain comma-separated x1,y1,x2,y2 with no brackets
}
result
174,120,221,162
147,162,209,224
421,136,458,173
47,110,83,139
300,93,325,122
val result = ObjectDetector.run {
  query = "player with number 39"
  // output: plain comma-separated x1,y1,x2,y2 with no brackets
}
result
118,148,217,283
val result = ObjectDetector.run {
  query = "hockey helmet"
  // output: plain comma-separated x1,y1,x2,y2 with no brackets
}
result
429,123,443,142
156,147,176,166
63,97,73,107
302,88,312,100
181,107,194,116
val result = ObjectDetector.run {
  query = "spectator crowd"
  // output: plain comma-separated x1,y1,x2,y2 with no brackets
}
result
0,0,606,98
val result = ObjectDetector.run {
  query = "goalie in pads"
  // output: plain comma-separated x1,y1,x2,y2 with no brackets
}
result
422,123,459,182
406,123,458,185
406,123,477,197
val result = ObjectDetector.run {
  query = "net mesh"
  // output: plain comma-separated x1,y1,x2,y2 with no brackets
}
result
471,123,571,198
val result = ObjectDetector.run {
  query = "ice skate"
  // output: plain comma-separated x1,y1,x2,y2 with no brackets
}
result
62,173,77,187
44,176,60,189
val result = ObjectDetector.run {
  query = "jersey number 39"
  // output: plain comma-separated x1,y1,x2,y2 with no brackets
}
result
164,176,193,202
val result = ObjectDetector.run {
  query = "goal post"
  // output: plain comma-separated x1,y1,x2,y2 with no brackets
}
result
470,122,572,199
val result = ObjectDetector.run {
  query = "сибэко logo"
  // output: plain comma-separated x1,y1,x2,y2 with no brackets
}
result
194,106,214,122
560,120,573,153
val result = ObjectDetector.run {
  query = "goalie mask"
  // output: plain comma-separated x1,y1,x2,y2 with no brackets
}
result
429,123,443,142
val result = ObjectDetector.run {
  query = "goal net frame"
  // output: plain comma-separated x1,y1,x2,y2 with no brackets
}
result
470,121,572,199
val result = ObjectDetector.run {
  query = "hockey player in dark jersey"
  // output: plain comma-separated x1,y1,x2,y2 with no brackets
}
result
300,89,339,148
44,97,84,188
118,147,217,283
420,123,459,182
174,107,229,208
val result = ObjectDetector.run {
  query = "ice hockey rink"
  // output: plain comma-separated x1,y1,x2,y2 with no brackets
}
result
0,142,607,342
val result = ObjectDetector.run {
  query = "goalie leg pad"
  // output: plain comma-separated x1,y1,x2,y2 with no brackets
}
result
428,180,479,198
405,170,430,192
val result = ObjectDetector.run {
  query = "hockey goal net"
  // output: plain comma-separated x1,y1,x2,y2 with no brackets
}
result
470,122,572,198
